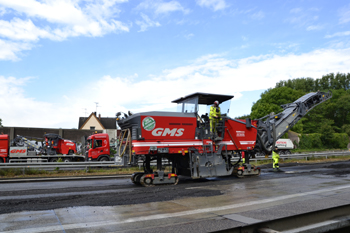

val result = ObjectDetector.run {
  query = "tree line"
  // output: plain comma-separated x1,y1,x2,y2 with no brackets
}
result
245,72,350,149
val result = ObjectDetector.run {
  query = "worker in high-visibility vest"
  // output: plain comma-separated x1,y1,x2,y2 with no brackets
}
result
272,147,280,171
209,100,221,135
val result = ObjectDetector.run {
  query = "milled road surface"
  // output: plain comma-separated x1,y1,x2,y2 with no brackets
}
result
1,160,350,232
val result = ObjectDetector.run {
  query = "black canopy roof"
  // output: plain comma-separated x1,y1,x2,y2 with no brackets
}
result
172,92,234,105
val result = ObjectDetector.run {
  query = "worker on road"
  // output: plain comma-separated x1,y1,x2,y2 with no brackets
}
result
272,147,280,171
209,100,221,136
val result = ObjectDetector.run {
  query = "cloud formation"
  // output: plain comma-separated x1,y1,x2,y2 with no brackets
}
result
2,48,350,128
135,13,161,32
195,0,227,11
136,0,189,15
339,4,350,24
0,0,129,61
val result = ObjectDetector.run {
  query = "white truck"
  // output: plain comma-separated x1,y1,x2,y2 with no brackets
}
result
275,139,294,154
255,139,294,157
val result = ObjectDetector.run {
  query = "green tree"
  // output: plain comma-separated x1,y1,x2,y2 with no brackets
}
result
320,124,335,148
250,87,304,119
341,124,350,137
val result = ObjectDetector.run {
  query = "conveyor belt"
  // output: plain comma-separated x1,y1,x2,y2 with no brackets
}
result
257,91,332,152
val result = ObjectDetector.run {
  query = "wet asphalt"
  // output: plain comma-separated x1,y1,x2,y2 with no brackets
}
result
0,160,350,232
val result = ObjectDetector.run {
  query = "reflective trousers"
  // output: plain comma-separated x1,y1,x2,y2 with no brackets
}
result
210,118,219,133
272,156,279,168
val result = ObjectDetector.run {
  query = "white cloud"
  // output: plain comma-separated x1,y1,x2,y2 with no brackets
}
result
290,8,302,14
287,7,321,29
0,0,129,60
251,10,265,20
339,4,350,24
195,0,227,11
2,48,350,127
0,18,56,41
136,0,189,15
184,33,194,40
325,31,350,38
0,39,33,61
135,13,161,32
306,25,324,31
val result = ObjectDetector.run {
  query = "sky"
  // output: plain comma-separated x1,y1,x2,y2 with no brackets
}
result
0,0,350,129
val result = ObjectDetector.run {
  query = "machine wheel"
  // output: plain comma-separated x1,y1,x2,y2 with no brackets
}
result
131,173,144,185
99,156,109,162
140,174,154,187
236,170,244,178
285,150,291,155
63,158,71,162
49,158,58,162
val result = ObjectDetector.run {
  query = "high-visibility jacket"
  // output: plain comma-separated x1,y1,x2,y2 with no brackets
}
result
209,105,221,120
272,151,279,168
272,151,279,159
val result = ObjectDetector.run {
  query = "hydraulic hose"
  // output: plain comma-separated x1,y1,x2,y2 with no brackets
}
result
118,130,127,157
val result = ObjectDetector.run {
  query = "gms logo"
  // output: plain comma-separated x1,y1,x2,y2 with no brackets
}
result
152,128,184,137
11,149,27,153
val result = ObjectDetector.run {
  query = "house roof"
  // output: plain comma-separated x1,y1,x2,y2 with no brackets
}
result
79,112,116,130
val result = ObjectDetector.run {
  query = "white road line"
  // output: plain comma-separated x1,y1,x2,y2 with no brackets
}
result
4,184,350,233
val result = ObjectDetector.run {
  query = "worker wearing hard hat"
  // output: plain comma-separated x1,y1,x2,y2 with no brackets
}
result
209,100,221,137
272,146,280,171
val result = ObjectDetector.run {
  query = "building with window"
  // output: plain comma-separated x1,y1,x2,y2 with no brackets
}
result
78,112,118,142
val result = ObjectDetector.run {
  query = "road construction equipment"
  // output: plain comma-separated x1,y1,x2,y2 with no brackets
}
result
115,91,332,186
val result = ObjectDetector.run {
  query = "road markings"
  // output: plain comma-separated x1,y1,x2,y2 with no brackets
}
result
4,184,350,233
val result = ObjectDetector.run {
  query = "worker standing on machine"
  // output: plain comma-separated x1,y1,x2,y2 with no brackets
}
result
209,100,221,138
272,146,280,171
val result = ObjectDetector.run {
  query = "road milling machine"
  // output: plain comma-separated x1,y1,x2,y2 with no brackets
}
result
115,91,332,187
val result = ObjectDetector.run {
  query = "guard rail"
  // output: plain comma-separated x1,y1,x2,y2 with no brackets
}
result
0,151,349,170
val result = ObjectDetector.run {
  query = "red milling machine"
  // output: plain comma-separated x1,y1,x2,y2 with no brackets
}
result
116,92,331,187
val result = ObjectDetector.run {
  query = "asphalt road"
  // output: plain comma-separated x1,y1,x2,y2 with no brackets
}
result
1,160,350,232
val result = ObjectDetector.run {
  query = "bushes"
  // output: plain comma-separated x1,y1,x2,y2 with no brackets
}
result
298,134,322,149
298,133,349,149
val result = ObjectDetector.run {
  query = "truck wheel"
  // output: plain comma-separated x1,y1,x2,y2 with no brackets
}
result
99,157,109,162
0,158,3,163
285,150,291,155
68,150,73,155
63,158,71,162
49,158,58,162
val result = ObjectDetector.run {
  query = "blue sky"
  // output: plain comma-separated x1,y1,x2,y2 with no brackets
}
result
0,0,350,128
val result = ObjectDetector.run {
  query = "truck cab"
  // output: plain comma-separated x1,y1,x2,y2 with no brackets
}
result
87,133,110,161
0,135,9,163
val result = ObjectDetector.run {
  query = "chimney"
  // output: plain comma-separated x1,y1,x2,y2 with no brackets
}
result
99,114,101,120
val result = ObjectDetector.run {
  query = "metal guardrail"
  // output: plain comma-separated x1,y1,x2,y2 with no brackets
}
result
0,151,349,170
0,161,116,169
250,151,350,163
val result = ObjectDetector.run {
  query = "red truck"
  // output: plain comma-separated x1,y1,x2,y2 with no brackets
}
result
86,133,112,161
0,134,84,163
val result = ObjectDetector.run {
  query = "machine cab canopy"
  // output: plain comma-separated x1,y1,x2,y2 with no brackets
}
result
172,92,234,116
